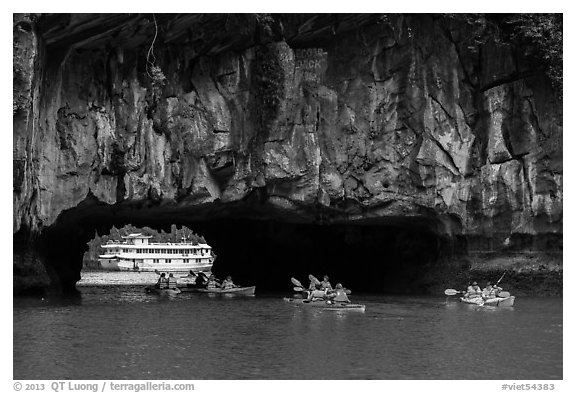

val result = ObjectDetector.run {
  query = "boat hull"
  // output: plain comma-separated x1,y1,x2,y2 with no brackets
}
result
484,296,515,307
185,286,256,295
460,296,484,305
99,258,120,271
283,297,366,311
145,286,181,296
117,260,213,273
460,296,515,307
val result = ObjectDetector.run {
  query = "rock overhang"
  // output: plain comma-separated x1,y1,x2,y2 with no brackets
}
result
13,13,562,293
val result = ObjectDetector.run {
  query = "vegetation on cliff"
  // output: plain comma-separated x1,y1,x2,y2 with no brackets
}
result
444,13,562,95
507,13,562,95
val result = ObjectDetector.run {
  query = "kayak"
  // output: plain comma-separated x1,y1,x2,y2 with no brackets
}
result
283,297,366,312
182,286,256,295
460,296,515,307
484,296,515,307
145,286,181,296
460,296,484,305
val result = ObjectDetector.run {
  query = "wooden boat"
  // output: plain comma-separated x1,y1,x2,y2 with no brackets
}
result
181,286,256,295
283,297,366,312
145,286,181,296
460,296,515,307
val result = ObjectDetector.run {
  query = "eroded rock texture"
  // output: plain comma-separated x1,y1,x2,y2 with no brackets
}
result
13,14,562,293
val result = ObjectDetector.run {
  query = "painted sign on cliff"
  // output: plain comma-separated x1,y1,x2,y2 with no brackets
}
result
294,48,328,82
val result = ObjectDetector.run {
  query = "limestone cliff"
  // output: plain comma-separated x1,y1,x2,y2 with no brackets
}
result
13,14,562,293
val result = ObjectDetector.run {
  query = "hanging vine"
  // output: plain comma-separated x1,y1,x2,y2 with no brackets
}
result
146,14,166,88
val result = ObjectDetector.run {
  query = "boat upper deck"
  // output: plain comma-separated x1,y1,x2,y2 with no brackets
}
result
102,242,212,249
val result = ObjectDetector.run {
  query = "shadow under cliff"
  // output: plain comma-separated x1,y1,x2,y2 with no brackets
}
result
14,195,468,295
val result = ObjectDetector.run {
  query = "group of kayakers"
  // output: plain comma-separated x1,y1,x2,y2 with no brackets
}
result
463,281,504,300
154,272,179,289
154,270,238,290
304,274,351,303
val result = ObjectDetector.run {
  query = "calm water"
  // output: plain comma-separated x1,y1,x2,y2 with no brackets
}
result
14,272,562,379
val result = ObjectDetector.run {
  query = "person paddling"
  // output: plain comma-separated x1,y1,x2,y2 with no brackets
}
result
167,273,178,289
465,281,482,298
320,275,333,292
207,274,220,289
307,283,327,301
491,282,503,297
482,282,496,299
221,276,237,290
331,283,350,303
195,272,208,288
155,273,168,289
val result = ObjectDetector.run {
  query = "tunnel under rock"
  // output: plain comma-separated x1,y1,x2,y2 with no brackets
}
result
19,194,466,295
194,219,459,294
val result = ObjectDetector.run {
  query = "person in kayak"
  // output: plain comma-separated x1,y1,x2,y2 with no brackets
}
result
464,282,482,298
307,283,327,301
308,274,320,291
491,282,503,297
330,283,350,303
167,273,178,289
195,272,208,288
221,276,237,290
482,282,496,298
207,274,220,289
320,275,333,292
155,273,168,289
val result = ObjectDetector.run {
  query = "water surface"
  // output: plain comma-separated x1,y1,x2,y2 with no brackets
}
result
13,272,562,379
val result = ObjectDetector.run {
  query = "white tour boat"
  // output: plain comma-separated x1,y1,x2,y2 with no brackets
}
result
98,233,215,273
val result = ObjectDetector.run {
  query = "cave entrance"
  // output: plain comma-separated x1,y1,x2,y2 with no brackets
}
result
25,196,464,295
192,218,448,294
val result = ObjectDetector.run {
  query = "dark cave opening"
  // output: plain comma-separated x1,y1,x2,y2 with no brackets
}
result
19,197,466,295
192,219,448,294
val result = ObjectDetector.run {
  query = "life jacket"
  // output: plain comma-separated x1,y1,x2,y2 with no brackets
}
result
311,289,326,299
321,281,333,291
482,286,496,298
333,290,349,303
167,277,177,289
222,280,235,289
157,278,168,289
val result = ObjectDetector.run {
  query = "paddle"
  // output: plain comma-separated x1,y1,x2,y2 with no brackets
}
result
309,274,320,285
444,289,463,296
291,276,352,295
488,272,507,297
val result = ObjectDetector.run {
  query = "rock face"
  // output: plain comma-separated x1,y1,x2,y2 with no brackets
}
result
13,14,562,293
